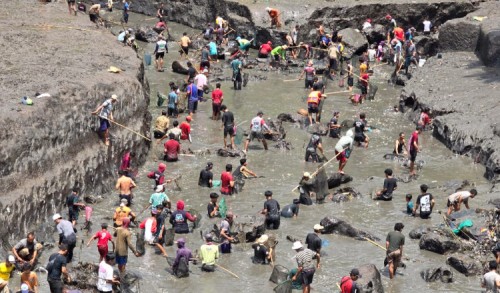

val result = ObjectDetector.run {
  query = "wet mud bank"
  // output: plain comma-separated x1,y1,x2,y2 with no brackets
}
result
401,1,500,181
0,2,151,245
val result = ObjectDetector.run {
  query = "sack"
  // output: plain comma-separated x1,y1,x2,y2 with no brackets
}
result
136,229,146,256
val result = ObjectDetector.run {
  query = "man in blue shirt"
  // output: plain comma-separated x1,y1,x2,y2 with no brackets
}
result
186,79,198,115
123,1,130,24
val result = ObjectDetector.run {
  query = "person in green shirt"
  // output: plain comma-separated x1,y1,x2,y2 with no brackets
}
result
288,268,303,289
386,222,405,279
199,234,219,272
271,45,288,62
230,56,243,90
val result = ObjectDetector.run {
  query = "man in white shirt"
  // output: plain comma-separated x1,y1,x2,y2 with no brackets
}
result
446,189,477,216
482,261,500,292
97,253,119,293
194,69,208,101
423,18,432,35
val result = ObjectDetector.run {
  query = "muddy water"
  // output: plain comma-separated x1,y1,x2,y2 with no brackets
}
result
30,12,495,293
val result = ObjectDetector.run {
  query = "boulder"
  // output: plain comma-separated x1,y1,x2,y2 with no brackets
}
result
338,28,368,59
363,24,386,44
171,61,189,75
478,19,500,67
357,264,384,293
330,187,361,203
488,198,500,209
320,216,380,241
420,267,454,283
277,113,296,123
327,173,353,189
419,233,461,254
409,226,431,239
135,26,159,43
446,255,482,276
439,18,480,52
217,148,241,157
413,35,439,56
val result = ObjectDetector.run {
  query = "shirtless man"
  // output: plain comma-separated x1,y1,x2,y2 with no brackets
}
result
115,170,136,206
179,32,191,59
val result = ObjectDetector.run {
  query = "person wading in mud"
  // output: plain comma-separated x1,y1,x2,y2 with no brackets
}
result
243,111,271,154
393,132,408,157
91,94,118,146
408,125,422,177
115,170,136,206
115,218,140,273
386,222,405,279
221,105,235,149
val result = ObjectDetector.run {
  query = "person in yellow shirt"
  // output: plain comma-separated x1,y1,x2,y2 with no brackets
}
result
199,234,219,272
0,255,15,292
113,199,137,227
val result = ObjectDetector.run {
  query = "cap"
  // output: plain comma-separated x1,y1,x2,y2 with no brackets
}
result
186,116,192,122
155,185,164,192
111,94,118,100
282,45,288,49
265,7,271,12
303,172,311,179
52,213,62,221
256,234,268,244
257,110,264,115
205,233,213,241
21,283,29,293
175,238,186,244
386,14,392,19
7,255,15,263
203,68,208,73
292,241,303,250
267,41,272,45
350,268,362,277
314,224,324,230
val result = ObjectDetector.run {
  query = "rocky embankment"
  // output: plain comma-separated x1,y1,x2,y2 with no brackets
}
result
0,2,150,246
402,1,500,181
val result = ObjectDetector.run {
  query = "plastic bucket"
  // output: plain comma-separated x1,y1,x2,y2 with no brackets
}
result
418,58,426,67
144,53,152,66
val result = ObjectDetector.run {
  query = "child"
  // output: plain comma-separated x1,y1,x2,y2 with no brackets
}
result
406,194,414,215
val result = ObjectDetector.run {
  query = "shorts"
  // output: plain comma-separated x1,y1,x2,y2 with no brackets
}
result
167,107,177,117
247,131,263,141
220,242,232,253
155,52,165,60
116,255,128,266
97,245,108,259
223,125,235,137
212,103,222,114
202,264,215,272
48,279,64,293
446,199,457,208
305,79,314,89
308,104,318,114
67,0,76,3
164,155,179,162
69,210,79,222
329,58,337,71
335,150,347,163
419,211,431,219
200,60,210,69
376,192,393,201
301,269,316,285
181,46,189,55
154,130,166,139
354,133,366,143
89,13,98,23
188,100,198,113
305,150,319,162
265,215,280,230
347,76,354,87
197,89,204,99
258,52,269,58
387,249,401,264
119,194,132,206
273,54,280,61
409,149,417,162
99,118,110,131
360,85,368,95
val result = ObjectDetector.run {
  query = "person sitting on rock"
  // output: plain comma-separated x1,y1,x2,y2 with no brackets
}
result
375,168,397,201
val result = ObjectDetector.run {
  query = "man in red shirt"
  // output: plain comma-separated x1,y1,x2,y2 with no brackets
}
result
119,151,135,178
418,109,432,128
409,126,422,177
220,164,235,195
258,41,273,58
180,116,192,142
211,83,224,120
164,133,181,162
393,26,405,42
86,223,114,262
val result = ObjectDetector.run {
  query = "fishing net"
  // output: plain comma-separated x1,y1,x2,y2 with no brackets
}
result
273,280,292,293
314,168,329,203
219,197,227,218
234,127,245,145
269,265,289,284
189,209,202,230
135,229,145,256
164,228,175,246
367,83,378,100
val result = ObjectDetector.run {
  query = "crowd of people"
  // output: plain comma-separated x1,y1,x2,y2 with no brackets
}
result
3,2,500,293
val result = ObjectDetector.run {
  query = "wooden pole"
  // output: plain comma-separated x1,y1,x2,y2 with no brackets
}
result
283,79,300,82
323,90,351,95
291,147,347,192
223,28,235,37
98,116,151,141
215,264,240,279
362,237,386,251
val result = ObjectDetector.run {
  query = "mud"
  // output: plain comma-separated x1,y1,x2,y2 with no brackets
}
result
0,1,150,244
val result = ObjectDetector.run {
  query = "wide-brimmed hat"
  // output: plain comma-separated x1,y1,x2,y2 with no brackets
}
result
256,234,269,244
292,241,303,250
